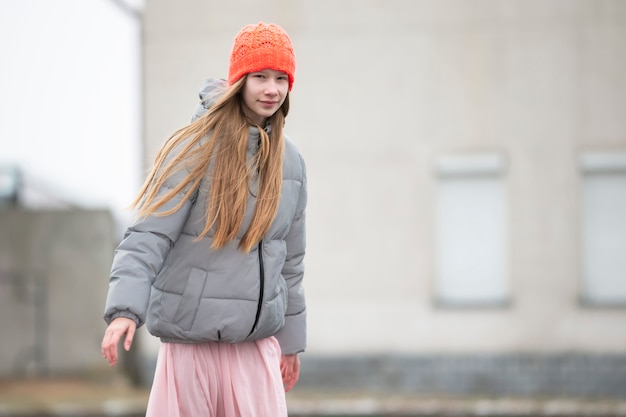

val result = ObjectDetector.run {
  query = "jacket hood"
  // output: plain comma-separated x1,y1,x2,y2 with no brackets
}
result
191,78,228,122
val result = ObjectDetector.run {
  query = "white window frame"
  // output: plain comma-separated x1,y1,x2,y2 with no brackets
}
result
580,151,626,307
434,153,510,307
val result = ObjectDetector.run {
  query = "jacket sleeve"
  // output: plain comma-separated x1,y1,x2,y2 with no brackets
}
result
274,154,308,354
103,166,197,327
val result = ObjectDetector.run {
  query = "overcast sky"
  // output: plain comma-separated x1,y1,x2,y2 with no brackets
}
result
0,0,142,228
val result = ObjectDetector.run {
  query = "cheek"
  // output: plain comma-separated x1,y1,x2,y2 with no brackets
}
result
242,82,256,100
278,86,289,103
242,89,256,107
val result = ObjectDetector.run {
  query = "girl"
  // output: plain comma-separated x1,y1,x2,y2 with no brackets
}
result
101,22,307,417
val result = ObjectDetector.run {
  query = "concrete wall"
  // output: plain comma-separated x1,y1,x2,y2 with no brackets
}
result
0,210,115,376
141,0,626,357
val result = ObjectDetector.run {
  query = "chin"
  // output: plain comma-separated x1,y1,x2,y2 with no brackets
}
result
258,112,275,120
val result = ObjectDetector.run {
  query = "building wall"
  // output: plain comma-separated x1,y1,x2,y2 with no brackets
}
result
0,210,115,376
141,0,626,358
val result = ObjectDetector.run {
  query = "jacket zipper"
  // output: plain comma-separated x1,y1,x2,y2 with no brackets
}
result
248,240,265,336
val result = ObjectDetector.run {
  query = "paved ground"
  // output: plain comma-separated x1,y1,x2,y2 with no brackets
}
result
1,377,626,416
0,377,147,416
288,392,626,416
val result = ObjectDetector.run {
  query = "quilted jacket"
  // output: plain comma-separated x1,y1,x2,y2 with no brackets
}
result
103,79,307,354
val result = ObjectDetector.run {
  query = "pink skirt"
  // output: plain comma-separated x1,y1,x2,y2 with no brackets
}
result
145,337,288,417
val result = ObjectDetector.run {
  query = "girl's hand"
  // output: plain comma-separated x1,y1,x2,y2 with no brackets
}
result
101,317,136,367
280,354,300,392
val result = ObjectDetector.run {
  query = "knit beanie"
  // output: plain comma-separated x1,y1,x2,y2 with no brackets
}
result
228,22,296,91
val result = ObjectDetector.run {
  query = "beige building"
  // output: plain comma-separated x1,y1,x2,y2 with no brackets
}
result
138,0,626,396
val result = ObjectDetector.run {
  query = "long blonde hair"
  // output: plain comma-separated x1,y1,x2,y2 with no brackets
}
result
133,76,288,253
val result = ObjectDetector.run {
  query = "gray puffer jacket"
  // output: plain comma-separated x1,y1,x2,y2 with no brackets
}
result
103,79,307,354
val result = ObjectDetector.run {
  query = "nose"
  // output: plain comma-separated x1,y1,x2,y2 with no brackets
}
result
264,79,279,96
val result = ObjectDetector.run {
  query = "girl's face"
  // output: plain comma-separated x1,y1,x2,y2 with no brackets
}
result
241,69,289,125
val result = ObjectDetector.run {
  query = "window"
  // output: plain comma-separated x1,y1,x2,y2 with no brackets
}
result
435,153,509,306
581,151,626,306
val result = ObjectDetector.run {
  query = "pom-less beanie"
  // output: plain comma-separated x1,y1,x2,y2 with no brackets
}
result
228,22,296,91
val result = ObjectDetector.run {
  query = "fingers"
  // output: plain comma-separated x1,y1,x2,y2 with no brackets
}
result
101,328,120,367
286,355,300,392
281,354,300,392
284,367,297,392
101,318,136,367
284,376,296,392
124,322,136,351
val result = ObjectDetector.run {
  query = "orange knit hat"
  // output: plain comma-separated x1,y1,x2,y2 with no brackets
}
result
228,22,296,91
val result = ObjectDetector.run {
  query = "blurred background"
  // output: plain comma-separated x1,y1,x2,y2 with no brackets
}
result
1,0,625,415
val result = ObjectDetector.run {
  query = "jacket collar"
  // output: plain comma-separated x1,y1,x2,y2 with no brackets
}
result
247,123,272,154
